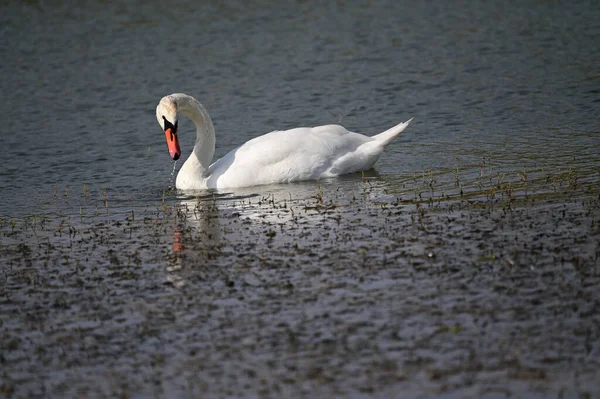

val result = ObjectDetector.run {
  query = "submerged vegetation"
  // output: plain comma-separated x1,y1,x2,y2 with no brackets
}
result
1,163,599,398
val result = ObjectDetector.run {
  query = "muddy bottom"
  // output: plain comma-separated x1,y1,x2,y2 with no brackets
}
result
1,167,599,399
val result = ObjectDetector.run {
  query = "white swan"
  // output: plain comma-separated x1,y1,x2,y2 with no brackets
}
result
156,93,412,190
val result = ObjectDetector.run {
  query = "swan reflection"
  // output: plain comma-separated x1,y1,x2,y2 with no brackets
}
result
164,175,389,287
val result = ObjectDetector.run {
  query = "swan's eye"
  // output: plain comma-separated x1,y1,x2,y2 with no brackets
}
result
162,116,177,133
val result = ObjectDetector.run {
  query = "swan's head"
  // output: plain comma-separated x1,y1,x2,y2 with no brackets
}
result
156,96,181,161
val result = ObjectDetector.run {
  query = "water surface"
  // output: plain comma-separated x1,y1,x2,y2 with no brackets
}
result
0,0,598,213
1,1,599,398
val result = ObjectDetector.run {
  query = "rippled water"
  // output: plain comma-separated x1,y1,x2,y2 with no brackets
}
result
1,2,600,398
1,0,598,214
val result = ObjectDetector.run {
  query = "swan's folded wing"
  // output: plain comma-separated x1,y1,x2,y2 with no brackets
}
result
209,126,371,187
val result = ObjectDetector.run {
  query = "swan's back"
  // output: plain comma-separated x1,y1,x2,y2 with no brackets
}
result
207,124,384,188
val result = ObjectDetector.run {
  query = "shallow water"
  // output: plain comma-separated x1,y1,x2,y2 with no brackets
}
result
1,173,599,398
1,1,600,398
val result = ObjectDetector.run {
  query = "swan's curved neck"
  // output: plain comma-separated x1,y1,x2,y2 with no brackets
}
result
175,95,215,178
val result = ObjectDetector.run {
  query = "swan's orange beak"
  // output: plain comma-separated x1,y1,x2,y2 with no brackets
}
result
164,127,181,161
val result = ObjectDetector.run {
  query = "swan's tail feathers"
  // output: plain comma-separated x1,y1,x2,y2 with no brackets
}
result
372,118,413,147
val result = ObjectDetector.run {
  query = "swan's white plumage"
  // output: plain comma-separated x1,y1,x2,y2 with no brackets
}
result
156,93,412,190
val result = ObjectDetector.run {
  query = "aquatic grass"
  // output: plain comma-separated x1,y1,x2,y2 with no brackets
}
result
314,180,324,204
1,163,599,399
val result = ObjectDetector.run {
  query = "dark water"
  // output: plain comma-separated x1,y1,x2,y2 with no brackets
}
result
1,2,600,399
0,0,599,214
